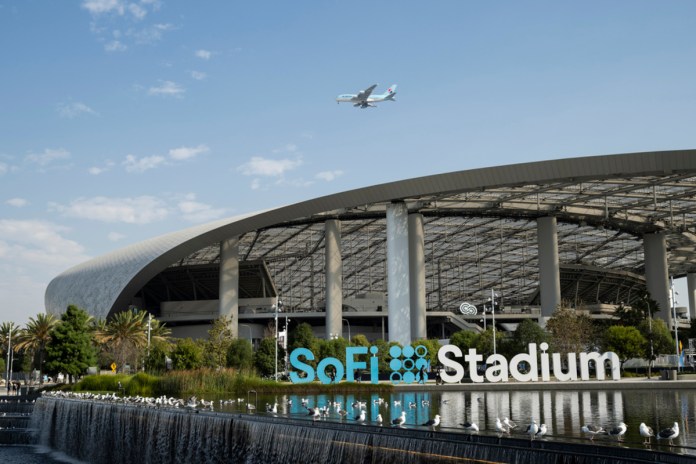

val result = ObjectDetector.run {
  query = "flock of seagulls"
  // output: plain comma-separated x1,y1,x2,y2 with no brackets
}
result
38,391,684,448
581,421,680,447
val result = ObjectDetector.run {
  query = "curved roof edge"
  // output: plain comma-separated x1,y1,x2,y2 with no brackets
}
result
45,150,696,319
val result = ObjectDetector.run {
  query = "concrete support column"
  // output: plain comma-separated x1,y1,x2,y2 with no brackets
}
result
644,232,671,325
688,273,696,320
408,213,426,340
387,202,411,346
537,217,561,320
219,237,239,338
325,219,343,340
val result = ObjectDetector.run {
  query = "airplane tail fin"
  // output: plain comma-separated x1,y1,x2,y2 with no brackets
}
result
384,84,397,100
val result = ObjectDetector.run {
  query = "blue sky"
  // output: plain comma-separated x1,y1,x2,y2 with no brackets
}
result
1,1,695,324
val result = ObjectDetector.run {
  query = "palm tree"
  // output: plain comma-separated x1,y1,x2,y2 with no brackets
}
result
99,310,147,372
0,321,18,383
14,314,58,383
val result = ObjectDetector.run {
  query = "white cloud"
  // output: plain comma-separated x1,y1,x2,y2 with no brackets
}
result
107,231,126,242
6,198,28,207
195,49,212,60
58,101,98,119
50,196,169,224
88,160,115,175
148,80,184,97
0,219,89,268
82,0,125,15
128,3,146,19
189,70,207,80
130,23,174,43
238,156,303,177
168,144,209,160
105,40,127,52
123,154,166,173
177,194,226,223
315,170,344,182
25,148,70,166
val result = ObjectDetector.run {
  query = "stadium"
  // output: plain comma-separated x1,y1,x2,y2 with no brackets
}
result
45,150,696,348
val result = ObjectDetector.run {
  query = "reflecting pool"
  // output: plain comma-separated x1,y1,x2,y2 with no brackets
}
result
217,389,696,455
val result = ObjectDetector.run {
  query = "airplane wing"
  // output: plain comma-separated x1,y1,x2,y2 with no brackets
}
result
355,84,378,102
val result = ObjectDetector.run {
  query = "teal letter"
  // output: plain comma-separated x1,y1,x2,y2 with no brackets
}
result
346,346,367,382
289,348,315,384
317,357,344,384
369,349,379,384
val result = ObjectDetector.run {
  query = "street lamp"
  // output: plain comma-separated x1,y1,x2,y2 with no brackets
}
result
670,277,680,371
274,300,283,381
5,324,12,393
342,318,351,341
489,290,498,357
644,295,654,379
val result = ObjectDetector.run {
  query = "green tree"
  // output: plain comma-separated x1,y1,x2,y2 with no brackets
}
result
227,338,254,370
94,309,147,372
614,297,659,327
509,319,549,354
288,323,318,370
641,318,675,355
289,323,317,351
254,337,285,378
449,330,479,354
546,307,595,354
204,316,234,369
44,305,97,383
171,338,204,370
144,340,172,373
603,325,646,369
14,313,58,383
351,334,370,347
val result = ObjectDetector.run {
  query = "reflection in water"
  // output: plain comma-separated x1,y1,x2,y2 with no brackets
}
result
218,389,695,454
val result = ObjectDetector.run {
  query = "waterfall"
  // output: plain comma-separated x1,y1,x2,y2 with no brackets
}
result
31,398,694,464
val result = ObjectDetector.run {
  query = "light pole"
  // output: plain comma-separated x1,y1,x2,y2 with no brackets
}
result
5,324,12,393
671,277,680,370
644,296,654,379
274,300,283,381
147,313,152,358
490,289,497,357
342,318,351,341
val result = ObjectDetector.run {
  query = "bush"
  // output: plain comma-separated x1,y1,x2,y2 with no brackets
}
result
72,374,130,392
171,338,203,370
227,339,254,370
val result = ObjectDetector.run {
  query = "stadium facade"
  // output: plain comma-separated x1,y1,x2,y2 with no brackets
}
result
45,151,696,346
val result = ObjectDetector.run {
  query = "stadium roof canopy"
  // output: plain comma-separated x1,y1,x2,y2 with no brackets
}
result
46,150,696,320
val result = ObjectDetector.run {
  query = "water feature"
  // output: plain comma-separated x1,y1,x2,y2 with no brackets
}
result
30,393,696,463
216,389,696,454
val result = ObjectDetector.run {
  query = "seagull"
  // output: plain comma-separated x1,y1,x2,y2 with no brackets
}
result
639,423,654,445
376,413,383,425
495,418,509,434
422,414,441,429
608,422,627,442
392,411,407,427
525,420,539,440
657,422,679,446
460,422,479,433
355,409,366,423
581,424,605,441
503,417,518,430
536,424,548,439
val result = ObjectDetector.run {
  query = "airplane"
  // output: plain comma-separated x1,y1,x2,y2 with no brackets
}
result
336,84,397,108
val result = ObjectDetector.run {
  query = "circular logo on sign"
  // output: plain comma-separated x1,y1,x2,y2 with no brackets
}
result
459,302,478,316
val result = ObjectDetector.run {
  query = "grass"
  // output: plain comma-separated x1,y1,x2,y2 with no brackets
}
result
69,369,393,398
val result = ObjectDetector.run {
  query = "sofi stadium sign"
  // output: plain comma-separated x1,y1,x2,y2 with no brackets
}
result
289,342,621,385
